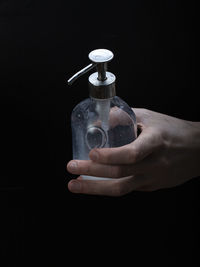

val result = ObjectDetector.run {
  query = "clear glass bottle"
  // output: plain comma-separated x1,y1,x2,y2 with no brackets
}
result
68,49,137,180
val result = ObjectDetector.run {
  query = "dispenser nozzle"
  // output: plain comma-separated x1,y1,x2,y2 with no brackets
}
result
67,63,96,85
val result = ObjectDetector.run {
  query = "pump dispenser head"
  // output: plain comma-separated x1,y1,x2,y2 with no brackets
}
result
68,49,116,99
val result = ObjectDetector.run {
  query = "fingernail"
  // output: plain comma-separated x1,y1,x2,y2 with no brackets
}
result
69,180,81,193
90,150,99,161
68,161,78,172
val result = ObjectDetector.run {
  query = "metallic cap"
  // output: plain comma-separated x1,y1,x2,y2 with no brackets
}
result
89,72,116,99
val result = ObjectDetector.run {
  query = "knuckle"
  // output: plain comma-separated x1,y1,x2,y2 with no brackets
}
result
151,126,166,148
110,166,122,178
148,128,165,150
140,108,151,118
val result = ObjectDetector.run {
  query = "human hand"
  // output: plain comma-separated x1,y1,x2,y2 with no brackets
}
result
67,109,200,196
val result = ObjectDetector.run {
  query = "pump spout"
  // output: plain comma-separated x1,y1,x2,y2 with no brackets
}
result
68,63,96,85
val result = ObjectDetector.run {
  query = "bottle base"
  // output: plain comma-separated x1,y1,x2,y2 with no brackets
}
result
82,175,112,181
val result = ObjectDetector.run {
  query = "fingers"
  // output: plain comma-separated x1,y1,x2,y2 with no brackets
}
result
68,176,138,196
89,127,162,165
109,107,134,128
67,160,142,178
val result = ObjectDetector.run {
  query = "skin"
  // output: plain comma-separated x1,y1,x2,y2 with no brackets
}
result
67,108,200,196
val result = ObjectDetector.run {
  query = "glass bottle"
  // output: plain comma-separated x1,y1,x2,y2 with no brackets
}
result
68,49,137,180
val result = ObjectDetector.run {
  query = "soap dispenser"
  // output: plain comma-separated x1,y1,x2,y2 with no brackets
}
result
68,49,137,180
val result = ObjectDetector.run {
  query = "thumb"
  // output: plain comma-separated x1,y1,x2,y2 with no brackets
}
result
89,128,162,165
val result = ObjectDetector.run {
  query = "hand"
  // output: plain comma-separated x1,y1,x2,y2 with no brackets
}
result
67,109,200,196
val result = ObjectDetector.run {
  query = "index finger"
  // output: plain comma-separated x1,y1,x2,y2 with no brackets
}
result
89,128,162,165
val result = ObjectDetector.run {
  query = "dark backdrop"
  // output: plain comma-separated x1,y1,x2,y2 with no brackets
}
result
0,0,198,266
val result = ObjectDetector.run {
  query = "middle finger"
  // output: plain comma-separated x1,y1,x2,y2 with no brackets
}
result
67,160,139,178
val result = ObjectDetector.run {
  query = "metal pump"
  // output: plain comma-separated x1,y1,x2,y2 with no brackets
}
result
67,49,116,99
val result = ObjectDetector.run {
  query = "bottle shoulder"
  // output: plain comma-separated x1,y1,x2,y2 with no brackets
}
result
71,96,136,125
72,96,135,112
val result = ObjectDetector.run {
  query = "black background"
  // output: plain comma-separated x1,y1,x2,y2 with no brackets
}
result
0,0,199,266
